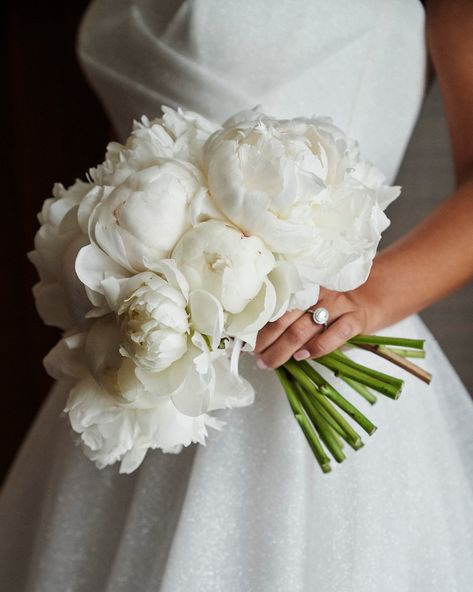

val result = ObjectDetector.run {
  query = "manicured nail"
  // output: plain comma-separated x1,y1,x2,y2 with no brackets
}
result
293,349,310,361
256,358,268,369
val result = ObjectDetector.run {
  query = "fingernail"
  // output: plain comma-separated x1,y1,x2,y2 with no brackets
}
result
256,358,268,369
293,349,310,361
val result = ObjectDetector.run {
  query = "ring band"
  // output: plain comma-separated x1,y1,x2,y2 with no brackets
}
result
307,306,329,329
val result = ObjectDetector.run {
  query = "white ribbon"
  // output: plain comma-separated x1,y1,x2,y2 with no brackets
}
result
230,337,243,376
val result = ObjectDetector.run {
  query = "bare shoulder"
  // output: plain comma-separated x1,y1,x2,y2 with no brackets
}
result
425,0,473,182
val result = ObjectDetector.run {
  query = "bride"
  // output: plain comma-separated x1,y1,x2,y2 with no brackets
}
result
1,1,473,590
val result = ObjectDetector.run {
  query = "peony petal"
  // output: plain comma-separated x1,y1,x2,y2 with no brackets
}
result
43,331,88,381
190,187,228,226
170,366,213,417
144,259,190,301
119,447,148,474
226,278,276,347
75,243,130,297
77,185,111,234
189,289,224,349
84,316,123,390
267,261,297,321
208,355,255,411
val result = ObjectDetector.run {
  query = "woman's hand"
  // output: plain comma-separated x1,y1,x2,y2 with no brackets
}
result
253,284,380,369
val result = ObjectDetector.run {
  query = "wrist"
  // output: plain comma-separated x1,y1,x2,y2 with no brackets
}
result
350,266,390,334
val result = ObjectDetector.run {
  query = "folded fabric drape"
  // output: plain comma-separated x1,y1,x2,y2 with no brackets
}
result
77,0,427,183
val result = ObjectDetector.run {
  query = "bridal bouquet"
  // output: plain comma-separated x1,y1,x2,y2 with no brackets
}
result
29,106,430,474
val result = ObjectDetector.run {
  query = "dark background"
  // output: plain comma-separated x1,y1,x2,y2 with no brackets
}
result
2,1,109,484
2,1,472,485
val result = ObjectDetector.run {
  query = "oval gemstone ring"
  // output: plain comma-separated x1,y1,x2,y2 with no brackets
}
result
308,306,329,328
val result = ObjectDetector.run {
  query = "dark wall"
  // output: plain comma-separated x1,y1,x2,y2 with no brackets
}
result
1,1,109,484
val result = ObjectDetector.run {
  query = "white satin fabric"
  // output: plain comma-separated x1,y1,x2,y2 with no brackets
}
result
2,1,473,591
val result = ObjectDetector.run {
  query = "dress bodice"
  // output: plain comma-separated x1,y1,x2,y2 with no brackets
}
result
77,0,427,183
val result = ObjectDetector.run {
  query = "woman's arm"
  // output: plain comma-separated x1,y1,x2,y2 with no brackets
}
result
254,0,473,369
365,0,473,327
426,0,473,184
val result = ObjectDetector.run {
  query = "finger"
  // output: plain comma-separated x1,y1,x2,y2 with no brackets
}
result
257,312,325,368
254,287,339,354
257,292,352,367
254,309,305,353
293,313,362,360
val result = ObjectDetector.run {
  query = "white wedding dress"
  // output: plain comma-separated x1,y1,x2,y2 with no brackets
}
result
2,1,473,590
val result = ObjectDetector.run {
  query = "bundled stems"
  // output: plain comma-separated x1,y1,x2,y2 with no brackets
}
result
315,355,402,398
286,360,377,435
276,333,431,474
296,384,346,463
276,368,331,473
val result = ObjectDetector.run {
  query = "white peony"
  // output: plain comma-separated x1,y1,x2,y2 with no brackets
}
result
28,179,101,330
70,254,252,413
158,106,219,168
90,106,218,187
172,220,278,345
135,330,254,417
117,273,189,372
76,243,226,347
204,107,400,293
87,161,206,272
45,313,253,473
65,374,225,474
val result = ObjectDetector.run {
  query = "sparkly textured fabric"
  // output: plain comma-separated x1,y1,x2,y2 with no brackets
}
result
2,1,473,591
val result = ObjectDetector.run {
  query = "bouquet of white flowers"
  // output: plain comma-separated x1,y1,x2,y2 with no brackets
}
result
29,106,430,474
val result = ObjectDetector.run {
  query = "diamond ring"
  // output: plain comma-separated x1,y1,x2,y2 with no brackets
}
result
308,306,329,329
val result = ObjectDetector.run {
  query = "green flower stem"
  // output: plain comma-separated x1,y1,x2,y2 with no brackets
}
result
283,359,326,398
304,389,364,451
307,396,344,437
352,343,432,385
308,398,346,449
276,368,331,473
341,376,378,405
284,359,363,444
295,384,346,463
348,335,425,350
385,347,426,359
308,398,345,446
286,360,378,436
299,379,363,448
321,351,379,404
326,350,403,388
314,356,402,399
